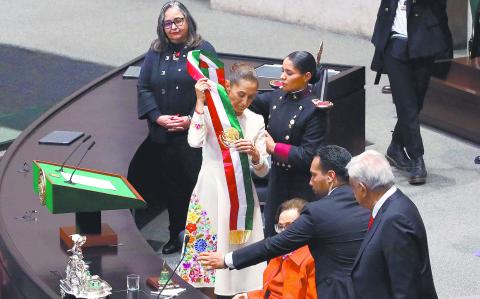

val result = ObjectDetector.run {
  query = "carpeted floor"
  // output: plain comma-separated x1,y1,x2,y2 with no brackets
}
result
0,43,112,149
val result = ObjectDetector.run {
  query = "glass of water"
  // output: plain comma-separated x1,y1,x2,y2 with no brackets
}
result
126,274,140,291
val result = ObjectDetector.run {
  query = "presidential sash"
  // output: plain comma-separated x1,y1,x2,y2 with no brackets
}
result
187,50,254,244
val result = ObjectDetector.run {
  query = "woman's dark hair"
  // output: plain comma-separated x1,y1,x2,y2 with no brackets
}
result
274,198,307,224
286,51,318,84
228,63,259,86
151,1,202,52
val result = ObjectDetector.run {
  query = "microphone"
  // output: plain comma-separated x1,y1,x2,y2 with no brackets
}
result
66,141,95,184
156,235,190,299
57,135,91,172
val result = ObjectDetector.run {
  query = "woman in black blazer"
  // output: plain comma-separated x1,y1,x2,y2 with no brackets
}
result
128,1,216,254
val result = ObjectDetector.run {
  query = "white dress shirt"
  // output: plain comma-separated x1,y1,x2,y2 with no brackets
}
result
372,185,397,218
391,0,408,37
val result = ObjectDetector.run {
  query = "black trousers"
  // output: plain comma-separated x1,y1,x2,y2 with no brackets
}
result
383,41,434,159
127,136,201,238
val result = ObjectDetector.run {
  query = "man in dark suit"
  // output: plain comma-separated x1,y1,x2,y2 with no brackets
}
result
372,0,452,185
347,150,437,298
198,145,370,298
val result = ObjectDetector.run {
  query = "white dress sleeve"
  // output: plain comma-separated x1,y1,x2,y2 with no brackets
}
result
188,111,207,148
251,118,270,178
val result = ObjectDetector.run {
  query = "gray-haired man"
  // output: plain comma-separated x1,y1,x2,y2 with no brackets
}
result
348,150,437,298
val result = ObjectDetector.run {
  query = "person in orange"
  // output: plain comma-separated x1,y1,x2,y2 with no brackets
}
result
233,198,316,299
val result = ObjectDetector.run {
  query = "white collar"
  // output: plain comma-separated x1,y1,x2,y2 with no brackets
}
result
327,186,338,196
372,186,397,218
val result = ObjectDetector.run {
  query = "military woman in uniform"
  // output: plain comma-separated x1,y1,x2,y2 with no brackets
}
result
250,51,327,237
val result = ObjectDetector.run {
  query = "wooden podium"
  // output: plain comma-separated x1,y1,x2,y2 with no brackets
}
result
32,160,146,247
421,57,480,144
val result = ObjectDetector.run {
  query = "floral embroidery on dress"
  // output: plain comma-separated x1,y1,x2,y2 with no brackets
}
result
177,193,216,285
191,121,204,130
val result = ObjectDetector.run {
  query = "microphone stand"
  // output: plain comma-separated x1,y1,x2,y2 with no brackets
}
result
155,235,190,299
66,141,95,184
58,135,91,172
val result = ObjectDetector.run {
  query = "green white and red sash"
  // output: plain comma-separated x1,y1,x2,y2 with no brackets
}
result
187,50,254,244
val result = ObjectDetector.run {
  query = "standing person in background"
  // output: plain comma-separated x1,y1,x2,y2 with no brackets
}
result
249,51,328,236
347,150,437,298
372,0,452,185
127,1,216,254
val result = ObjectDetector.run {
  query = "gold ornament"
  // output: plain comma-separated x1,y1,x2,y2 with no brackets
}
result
220,127,240,148
38,169,47,206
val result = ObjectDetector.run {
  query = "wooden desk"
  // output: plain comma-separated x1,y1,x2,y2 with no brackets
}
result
421,57,480,144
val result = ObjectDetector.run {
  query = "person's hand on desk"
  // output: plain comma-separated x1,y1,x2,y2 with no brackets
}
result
198,251,227,270
233,293,248,299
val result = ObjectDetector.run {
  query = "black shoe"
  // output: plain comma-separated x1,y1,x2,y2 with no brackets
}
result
162,238,180,254
409,156,427,185
385,143,411,170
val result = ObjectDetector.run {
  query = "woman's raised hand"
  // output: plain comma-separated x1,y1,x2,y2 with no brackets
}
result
194,78,213,104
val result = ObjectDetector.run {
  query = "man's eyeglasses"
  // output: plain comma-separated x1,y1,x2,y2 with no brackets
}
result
274,223,292,234
163,17,185,29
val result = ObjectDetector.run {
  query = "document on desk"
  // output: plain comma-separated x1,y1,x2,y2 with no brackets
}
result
61,172,116,191
122,66,141,79
327,69,340,77
150,287,186,297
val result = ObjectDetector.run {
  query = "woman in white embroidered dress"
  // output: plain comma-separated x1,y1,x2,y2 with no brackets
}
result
177,64,268,296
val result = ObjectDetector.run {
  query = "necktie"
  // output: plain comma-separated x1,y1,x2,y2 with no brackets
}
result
368,215,374,230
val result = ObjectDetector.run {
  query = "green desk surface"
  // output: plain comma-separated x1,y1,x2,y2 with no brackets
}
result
38,162,137,199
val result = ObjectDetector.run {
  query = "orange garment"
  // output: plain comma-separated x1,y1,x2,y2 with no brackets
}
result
247,245,316,299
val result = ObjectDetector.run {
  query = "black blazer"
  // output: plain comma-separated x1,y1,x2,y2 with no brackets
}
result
351,189,437,299
137,41,216,143
232,185,370,298
371,0,452,72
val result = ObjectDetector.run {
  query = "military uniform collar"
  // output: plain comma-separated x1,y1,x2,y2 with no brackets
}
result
286,86,311,101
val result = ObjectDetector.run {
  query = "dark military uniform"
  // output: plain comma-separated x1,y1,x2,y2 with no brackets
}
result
128,41,216,237
250,86,327,237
